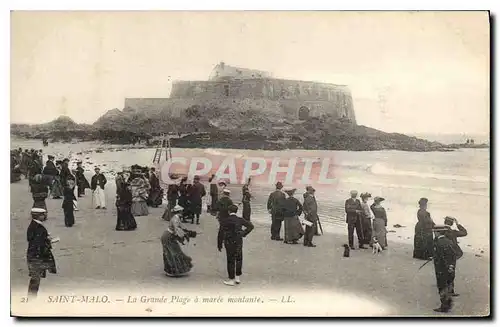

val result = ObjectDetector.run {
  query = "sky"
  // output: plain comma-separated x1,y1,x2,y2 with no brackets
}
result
10,11,490,134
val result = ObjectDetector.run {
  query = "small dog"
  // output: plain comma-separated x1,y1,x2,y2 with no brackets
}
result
343,244,350,257
372,237,383,254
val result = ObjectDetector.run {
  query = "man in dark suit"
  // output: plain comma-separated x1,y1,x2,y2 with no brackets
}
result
432,225,458,313
444,216,468,297
217,204,254,286
26,208,58,298
345,190,365,249
189,175,206,225
267,181,286,241
303,186,319,247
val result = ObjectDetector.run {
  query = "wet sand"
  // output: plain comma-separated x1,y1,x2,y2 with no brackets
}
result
10,178,489,317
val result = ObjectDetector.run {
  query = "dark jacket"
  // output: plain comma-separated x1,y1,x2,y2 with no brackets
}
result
43,160,58,176
433,234,457,289
62,187,76,210
267,190,286,216
210,184,218,196
91,174,107,190
217,213,254,249
167,184,179,201
303,192,318,222
149,173,160,190
446,224,468,259
215,196,234,220
75,167,90,189
345,198,362,224
26,220,57,274
371,204,388,226
189,182,206,205
282,196,303,218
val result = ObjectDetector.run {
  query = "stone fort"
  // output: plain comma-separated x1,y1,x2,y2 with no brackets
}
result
125,62,356,123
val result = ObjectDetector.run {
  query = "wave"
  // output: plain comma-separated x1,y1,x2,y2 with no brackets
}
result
367,163,488,183
342,177,488,197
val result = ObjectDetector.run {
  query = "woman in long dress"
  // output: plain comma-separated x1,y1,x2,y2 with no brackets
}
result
370,196,388,249
160,205,196,277
413,197,435,260
50,161,64,199
31,174,50,211
282,188,304,244
62,180,76,227
115,171,138,231
129,171,150,217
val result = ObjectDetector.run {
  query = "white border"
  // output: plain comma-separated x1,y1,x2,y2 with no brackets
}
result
3,1,496,326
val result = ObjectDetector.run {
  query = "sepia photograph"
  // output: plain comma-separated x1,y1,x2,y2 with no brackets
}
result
9,10,490,317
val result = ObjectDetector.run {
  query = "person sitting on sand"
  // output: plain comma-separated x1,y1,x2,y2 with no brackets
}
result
413,198,435,260
218,204,254,286
370,197,388,250
282,188,304,245
160,205,196,277
91,167,107,209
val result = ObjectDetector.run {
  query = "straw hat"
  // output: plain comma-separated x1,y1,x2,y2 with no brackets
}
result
172,205,184,213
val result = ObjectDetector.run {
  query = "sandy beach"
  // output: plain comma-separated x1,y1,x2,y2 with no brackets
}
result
10,177,490,317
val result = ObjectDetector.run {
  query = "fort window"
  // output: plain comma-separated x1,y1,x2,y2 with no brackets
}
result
298,106,310,120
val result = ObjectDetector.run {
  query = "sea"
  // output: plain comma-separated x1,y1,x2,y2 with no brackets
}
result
11,138,490,255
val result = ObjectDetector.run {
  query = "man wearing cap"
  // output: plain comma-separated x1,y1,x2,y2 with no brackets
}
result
267,182,286,241
432,225,457,313
303,186,319,247
215,188,234,222
26,208,58,298
345,190,365,249
218,204,254,286
444,216,468,296
91,167,107,209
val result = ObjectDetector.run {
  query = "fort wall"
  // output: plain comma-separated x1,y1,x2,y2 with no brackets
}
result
127,77,356,122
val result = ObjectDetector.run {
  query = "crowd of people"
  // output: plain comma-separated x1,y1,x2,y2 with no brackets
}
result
18,150,469,312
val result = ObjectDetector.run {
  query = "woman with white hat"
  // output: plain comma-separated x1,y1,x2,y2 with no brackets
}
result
26,208,58,298
160,205,196,277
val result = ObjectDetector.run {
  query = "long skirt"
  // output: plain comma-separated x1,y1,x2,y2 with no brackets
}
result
160,231,193,277
372,218,388,248
116,206,137,231
27,255,56,279
63,203,74,227
32,197,47,211
92,188,106,208
51,177,64,198
360,218,373,245
147,189,163,207
132,201,149,216
284,215,304,243
413,227,434,260
242,202,251,221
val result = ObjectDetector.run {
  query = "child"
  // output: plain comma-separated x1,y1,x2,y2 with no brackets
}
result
62,180,76,227
217,204,254,286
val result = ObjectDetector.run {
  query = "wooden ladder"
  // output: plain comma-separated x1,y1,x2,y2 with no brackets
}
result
153,148,163,164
